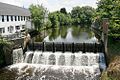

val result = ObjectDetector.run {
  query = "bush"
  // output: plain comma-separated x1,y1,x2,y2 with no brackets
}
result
0,38,12,68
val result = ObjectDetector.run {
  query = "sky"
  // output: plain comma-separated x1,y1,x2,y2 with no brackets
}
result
0,0,98,12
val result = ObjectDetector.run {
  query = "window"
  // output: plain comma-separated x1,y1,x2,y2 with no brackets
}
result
15,16,17,21
24,16,25,21
18,16,20,21
11,16,13,21
15,26,20,30
9,26,14,33
0,16,1,22
21,16,23,21
27,17,30,20
22,25,25,29
7,15,9,22
0,28,2,33
3,28,5,33
2,15,4,22
8,27,10,31
0,28,5,33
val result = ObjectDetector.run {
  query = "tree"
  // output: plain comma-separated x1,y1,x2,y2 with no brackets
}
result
57,12,72,25
49,12,59,28
81,6,95,24
29,4,47,30
60,8,67,14
48,11,72,27
97,0,120,39
45,20,52,29
71,6,81,24
71,6,95,25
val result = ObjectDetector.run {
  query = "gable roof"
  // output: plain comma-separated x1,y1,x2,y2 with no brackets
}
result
0,2,31,16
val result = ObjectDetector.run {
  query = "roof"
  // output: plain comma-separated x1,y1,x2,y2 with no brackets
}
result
0,2,31,16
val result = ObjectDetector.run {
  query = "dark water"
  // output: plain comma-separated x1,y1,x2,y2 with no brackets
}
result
43,26,97,43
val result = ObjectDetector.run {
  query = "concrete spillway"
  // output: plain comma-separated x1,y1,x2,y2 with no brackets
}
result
10,48,106,80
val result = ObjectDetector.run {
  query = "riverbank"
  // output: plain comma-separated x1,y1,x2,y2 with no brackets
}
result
101,38,120,80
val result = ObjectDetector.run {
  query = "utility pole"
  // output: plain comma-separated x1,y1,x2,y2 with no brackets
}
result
102,18,109,66
102,18,109,54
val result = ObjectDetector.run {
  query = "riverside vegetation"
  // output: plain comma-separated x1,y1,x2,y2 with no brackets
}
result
0,0,120,79
29,0,120,79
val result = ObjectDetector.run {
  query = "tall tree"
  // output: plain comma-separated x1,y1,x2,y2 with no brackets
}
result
29,4,47,30
71,6,82,24
97,0,120,39
48,11,72,27
49,12,59,28
71,6,95,25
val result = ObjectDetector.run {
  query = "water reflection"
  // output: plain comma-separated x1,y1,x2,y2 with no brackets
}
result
60,26,68,39
49,28,59,41
44,26,97,43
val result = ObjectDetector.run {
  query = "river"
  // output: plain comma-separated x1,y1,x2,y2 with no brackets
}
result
35,25,98,43
0,26,105,80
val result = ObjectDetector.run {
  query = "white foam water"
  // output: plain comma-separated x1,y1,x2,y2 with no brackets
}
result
9,63,101,80
24,51,33,63
24,51,105,67
12,48,24,64
11,49,106,80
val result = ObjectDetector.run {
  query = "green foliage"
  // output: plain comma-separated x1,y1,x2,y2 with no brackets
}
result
0,37,11,68
29,5,95,29
97,0,120,38
71,6,95,25
0,36,11,45
49,12,59,28
29,4,47,30
45,20,52,29
48,10,72,28
57,12,72,25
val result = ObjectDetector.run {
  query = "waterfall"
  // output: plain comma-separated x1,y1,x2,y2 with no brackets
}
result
11,50,106,80
23,51,106,69
12,50,106,69
24,51,33,63
99,53,106,70
12,48,24,64
9,63,101,80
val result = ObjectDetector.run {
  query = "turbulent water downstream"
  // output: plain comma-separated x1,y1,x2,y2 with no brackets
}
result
3,48,106,80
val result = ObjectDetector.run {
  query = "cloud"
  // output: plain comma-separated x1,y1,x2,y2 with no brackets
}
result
0,0,22,6
0,0,98,12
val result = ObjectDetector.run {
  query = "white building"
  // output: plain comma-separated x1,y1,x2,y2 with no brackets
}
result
0,2,31,38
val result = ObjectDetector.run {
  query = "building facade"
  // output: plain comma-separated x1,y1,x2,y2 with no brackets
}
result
0,2,31,37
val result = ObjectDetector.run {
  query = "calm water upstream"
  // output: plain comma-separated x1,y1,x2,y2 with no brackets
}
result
44,26,98,43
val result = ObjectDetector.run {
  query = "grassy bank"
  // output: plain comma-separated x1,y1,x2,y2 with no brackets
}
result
101,37,120,80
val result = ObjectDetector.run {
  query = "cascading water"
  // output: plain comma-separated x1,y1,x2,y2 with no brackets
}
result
25,51,102,67
12,48,24,64
24,51,33,63
9,49,106,80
